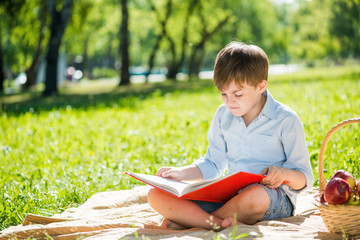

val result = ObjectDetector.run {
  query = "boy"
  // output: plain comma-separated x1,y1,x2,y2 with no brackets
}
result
147,41,314,230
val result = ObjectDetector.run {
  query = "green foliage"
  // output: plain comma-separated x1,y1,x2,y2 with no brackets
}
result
288,0,360,64
289,0,334,64
1,0,50,74
2,0,360,84
330,0,360,58
1,65,360,231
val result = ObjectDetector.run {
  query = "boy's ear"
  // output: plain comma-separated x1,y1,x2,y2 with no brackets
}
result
258,80,267,93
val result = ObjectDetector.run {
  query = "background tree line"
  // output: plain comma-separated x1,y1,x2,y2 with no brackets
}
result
0,0,359,95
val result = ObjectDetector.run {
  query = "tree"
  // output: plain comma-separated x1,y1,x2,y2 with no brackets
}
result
119,0,130,86
187,1,230,77
43,0,73,96
62,0,96,77
24,0,48,89
63,0,123,80
0,0,26,92
166,0,197,80
0,20,4,92
145,0,172,82
220,0,285,64
289,0,334,66
330,0,360,58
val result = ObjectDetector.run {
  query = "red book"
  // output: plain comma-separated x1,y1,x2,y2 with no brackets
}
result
126,171,267,203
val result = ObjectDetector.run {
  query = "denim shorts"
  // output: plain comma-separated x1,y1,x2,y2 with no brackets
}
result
192,183,293,221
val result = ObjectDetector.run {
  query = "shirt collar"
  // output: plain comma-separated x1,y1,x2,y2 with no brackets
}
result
260,90,277,120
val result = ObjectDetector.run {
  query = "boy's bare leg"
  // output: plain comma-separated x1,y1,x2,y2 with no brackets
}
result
212,185,270,227
147,188,224,230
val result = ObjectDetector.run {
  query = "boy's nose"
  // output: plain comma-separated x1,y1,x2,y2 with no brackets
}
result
228,95,236,104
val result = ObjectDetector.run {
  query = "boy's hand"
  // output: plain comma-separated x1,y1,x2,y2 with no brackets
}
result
155,165,204,181
155,167,183,181
259,166,286,189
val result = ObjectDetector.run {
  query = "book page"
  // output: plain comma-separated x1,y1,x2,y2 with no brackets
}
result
128,172,191,196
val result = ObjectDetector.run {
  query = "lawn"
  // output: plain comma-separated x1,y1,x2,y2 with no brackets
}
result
0,65,359,230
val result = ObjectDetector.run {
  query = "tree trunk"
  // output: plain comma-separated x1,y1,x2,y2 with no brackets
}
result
104,37,114,68
0,23,5,92
146,0,172,82
82,38,90,78
188,14,230,78
43,0,73,96
119,0,130,86
24,0,47,89
188,43,205,78
166,0,197,80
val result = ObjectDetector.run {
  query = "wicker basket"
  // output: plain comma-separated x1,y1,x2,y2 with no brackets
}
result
316,118,360,237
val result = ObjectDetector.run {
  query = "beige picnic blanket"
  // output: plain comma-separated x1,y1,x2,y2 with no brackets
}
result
0,186,343,240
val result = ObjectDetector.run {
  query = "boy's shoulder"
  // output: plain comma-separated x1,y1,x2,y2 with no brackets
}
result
215,104,232,117
262,90,300,122
211,104,234,125
273,99,301,123
274,99,297,114
217,103,228,112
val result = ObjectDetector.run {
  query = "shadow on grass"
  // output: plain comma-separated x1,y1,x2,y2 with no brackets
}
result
2,64,359,116
1,79,216,116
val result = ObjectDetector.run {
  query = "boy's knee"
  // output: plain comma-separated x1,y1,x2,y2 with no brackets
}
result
240,185,269,215
147,187,157,203
147,187,163,207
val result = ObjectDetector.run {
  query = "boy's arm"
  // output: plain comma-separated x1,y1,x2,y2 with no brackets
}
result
260,166,306,190
278,114,314,190
155,165,204,181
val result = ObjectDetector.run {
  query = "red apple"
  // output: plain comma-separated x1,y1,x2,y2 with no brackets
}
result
330,170,356,191
356,180,360,196
324,177,351,205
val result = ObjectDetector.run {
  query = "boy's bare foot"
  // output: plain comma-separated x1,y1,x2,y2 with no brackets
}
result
221,216,241,228
160,218,187,230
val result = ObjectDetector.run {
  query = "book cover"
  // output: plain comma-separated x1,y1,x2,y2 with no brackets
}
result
126,171,266,203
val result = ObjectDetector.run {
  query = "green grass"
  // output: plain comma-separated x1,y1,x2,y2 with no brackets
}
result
1,65,360,230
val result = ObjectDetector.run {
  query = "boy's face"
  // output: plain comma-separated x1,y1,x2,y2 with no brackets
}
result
220,80,267,118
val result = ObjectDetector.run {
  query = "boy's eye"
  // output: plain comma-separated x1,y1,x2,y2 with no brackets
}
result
235,94,242,97
221,93,227,96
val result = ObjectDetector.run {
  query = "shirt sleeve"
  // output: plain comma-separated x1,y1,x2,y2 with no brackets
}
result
194,106,228,180
281,114,314,190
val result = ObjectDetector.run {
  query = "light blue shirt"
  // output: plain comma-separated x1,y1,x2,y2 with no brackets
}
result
194,90,314,213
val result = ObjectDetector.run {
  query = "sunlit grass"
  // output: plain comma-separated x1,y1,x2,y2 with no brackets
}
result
0,64,359,230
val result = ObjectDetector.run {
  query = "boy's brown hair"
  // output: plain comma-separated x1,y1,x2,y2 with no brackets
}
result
213,41,269,91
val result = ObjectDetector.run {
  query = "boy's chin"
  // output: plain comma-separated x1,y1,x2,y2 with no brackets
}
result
226,106,243,117
230,111,243,117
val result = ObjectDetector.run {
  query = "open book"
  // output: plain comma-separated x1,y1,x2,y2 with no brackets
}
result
126,171,266,202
